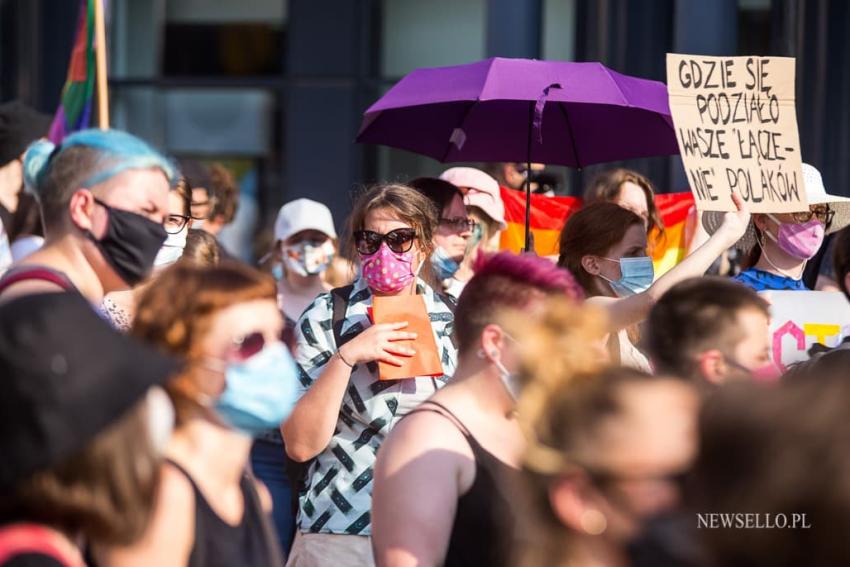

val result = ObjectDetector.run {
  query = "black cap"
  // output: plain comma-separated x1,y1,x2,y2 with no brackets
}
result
0,292,179,490
0,100,52,166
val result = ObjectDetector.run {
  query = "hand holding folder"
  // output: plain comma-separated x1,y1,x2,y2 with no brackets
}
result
371,294,443,381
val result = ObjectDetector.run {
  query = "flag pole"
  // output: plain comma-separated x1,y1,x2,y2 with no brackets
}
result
93,0,109,129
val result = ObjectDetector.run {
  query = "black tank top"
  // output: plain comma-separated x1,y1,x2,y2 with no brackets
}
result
166,460,281,567
406,401,518,567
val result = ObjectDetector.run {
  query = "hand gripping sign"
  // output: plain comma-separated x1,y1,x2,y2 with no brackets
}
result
763,291,850,371
667,54,806,213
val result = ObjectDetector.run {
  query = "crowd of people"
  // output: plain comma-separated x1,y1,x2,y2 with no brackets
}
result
1,97,850,567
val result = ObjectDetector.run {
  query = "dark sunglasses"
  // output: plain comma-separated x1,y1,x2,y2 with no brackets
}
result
229,331,283,361
354,228,417,255
439,216,475,232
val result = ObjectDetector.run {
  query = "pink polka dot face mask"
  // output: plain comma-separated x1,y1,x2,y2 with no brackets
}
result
360,242,417,294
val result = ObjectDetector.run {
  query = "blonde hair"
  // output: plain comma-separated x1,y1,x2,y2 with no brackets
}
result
500,297,610,566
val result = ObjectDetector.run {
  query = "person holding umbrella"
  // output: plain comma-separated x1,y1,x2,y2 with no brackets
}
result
558,193,749,371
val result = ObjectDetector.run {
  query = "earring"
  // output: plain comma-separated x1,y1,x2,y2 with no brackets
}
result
580,509,607,535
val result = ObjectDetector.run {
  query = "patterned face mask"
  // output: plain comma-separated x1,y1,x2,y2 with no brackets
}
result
360,242,416,294
282,240,335,277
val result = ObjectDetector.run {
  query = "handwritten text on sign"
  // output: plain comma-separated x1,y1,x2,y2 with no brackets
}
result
666,55,805,212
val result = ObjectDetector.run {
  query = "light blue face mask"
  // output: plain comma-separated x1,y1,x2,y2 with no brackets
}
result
599,256,654,297
214,342,300,437
431,246,461,280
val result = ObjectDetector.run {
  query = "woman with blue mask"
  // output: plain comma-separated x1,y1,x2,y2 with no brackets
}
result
558,195,749,371
409,177,473,300
0,129,176,304
105,263,296,567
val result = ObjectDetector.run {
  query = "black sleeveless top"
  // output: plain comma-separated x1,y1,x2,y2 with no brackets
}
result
167,460,281,567
407,401,518,567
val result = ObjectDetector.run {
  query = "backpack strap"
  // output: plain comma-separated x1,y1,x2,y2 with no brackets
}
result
0,523,85,567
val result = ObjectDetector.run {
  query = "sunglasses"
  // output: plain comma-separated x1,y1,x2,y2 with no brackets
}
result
439,216,475,232
789,205,834,227
164,214,191,234
354,228,417,255
228,331,282,361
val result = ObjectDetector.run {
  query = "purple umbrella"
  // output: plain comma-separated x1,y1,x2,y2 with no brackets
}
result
357,57,679,249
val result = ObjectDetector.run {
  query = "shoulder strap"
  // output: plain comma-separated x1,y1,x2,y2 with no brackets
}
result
408,400,473,439
0,267,75,295
0,524,84,567
330,284,355,349
241,473,284,566
163,459,205,567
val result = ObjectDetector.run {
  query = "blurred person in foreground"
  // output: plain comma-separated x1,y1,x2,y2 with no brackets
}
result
105,263,298,566
0,292,178,566
439,167,507,293
557,195,749,371
372,255,601,567
513,359,699,567
0,129,175,303
645,277,776,386
691,369,850,566
408,177,473,299
283,184,457,566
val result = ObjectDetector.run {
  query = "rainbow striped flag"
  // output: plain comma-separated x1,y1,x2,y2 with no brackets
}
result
499,187,696,275
48,0,96,143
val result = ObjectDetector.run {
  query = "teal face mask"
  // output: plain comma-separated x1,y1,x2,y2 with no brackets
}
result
214,342,300,437
599,256,654,297
431,246,461,280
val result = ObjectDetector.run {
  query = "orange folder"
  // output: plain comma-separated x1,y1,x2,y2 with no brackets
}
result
371,294,444,381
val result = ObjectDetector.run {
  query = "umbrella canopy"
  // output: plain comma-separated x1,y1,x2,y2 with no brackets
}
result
357,57,678,167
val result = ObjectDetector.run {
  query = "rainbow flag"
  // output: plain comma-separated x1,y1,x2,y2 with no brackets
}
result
48,0,96,143
499,187,696,275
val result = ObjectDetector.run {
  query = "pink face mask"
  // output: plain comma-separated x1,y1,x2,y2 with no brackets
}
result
750,361,782,382
361,242,416,294
765,215,825,260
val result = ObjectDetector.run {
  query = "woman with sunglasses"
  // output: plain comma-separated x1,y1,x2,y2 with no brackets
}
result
283,183,457,567
408,177,473,299
105,262,298,566
101,177,193,330
733,163,850,291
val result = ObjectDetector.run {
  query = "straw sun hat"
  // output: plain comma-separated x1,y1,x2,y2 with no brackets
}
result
702,163,850,251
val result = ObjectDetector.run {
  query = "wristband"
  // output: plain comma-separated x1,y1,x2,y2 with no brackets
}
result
337,348,354,368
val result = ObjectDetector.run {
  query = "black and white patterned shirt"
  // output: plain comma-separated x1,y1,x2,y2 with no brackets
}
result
293,276,457,535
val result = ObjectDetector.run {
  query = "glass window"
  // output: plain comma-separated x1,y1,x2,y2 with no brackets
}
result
164,0,286,76
380,0,485,78
542,0,577,61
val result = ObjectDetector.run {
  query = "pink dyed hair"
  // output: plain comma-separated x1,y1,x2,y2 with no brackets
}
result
453,252,584,353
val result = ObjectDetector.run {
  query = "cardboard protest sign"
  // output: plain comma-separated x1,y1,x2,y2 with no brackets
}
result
763,291,850,371
667,55,806,213
371,294,443,381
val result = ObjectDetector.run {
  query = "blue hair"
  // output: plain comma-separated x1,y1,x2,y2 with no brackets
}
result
23,128,177,194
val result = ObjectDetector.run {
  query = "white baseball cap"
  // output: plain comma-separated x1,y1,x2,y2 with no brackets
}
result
274,198,337,242
439,167,507,229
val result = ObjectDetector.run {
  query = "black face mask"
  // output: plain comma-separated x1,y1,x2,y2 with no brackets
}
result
87,198,167,286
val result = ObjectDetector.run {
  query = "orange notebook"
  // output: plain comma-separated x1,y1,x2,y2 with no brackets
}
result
371,294,443,381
